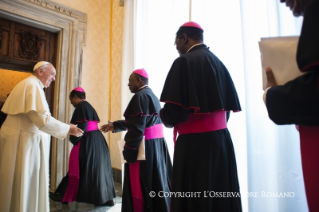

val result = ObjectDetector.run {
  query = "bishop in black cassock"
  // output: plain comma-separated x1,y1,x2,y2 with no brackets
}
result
160,22,242,212
264,1,319,211
101,69,172,212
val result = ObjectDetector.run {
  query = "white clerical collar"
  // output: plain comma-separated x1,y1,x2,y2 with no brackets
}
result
138,85,148,91
187,43,204,53
32,75,45,89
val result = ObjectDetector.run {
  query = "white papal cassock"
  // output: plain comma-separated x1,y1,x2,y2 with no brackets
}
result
0,75,70,212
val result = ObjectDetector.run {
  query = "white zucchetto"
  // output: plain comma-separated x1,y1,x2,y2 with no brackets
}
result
33,61,51,71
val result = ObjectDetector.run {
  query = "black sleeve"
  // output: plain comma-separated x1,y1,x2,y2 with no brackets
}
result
266,72,319,126
226,111,230,122
122,115,147,163
112,120,127,133
69,121,88,146
160,103,190,128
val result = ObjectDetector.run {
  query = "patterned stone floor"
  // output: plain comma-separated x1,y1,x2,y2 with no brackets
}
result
50,182,122,212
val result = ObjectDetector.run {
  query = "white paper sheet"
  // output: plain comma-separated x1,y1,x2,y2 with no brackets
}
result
117,137,146,164
259,36,304,90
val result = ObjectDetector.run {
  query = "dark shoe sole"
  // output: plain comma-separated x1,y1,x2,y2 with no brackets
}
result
95,200,115,207
49,192,64,202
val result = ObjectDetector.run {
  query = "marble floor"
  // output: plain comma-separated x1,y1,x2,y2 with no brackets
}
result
50,182,122,212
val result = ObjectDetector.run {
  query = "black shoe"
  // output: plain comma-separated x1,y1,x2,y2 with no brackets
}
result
49,192,63,202
96,199,115,207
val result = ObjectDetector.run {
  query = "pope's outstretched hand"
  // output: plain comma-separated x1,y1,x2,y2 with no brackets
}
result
69,124,84,137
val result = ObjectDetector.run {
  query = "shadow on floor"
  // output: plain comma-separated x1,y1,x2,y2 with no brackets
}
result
50,182,122,212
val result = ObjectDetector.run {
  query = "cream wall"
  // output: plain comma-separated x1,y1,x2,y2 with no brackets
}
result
51,0,124,169
109,1,124,170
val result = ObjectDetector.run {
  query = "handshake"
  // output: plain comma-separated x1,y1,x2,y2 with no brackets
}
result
67,121,115,137
100,121,114,133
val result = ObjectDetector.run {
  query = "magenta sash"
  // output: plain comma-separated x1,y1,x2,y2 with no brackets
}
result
144,124,164,140
173,110,227,144
62,121,98,202
129,124,164,212
62,141,81,202
87,121,99,131
130,161,143,212
299,126,319,212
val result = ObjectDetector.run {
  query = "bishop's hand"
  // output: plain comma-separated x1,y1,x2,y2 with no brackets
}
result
69,124,84,137
100,121,114,133
265,67,278,88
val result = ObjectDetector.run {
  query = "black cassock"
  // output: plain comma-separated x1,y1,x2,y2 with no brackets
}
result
0,106,7,128
266,71,319,126
112,87,172,212
265,1,319,211
160,44,242,212
54,101,116,205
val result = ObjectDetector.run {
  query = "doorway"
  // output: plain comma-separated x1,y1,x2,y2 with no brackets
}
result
0,16,58,111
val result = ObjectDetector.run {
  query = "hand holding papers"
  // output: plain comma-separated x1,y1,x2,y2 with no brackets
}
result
265,67,278,88
259,36,304,90
117,137,146,164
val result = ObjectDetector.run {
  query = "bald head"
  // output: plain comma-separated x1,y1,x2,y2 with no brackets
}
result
280,0,310,17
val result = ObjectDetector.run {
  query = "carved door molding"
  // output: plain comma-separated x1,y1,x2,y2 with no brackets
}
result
19,31,42,60
0,0,87,191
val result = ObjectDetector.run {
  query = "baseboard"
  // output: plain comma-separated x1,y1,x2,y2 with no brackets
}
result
112,168,122,183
